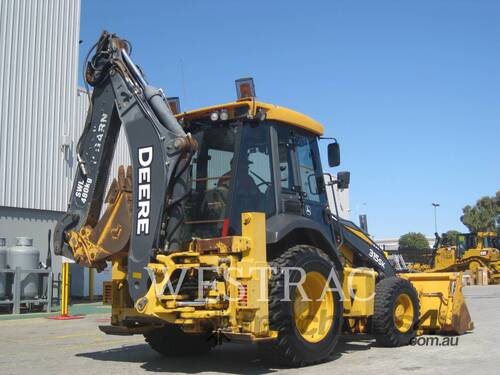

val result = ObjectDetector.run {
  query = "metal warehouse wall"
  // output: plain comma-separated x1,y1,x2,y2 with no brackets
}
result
75,89,131,187
0,206,63,272
0,0,131,212
0,0,81,211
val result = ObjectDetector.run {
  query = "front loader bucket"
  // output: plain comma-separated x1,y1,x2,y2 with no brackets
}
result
400,272,473,335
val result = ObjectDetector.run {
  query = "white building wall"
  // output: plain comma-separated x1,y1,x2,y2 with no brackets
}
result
334,186,349,220
375,237,436,252
0,0,81,211
324,175,349,220
0,0,131,213
0,1,130,295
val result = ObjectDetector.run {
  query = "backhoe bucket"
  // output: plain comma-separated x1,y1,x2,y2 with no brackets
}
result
400,272,473,335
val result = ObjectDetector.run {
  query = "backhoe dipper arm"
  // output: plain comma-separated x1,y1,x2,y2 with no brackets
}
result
53,31,196,301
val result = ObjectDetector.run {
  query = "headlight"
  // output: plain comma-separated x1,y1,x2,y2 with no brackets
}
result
220,109,229,121
210,111,219,121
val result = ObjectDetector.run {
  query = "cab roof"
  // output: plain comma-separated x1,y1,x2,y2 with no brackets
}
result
175,99,324,136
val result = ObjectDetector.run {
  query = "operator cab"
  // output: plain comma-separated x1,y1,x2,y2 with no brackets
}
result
456,232,500,257
176,78,347,244
480,232,500,250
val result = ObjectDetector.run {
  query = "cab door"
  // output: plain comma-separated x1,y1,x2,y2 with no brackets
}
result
275,125,303,215
273,124,328,222
293,133,328,222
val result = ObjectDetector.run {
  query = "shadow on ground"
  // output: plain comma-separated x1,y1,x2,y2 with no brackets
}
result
76,335,375,374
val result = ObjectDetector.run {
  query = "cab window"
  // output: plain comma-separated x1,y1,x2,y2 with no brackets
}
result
296,135,321,203
276,127,295,192
183,122,238,240
229,123,275,234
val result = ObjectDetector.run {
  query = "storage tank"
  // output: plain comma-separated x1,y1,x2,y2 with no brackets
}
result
0,238,7,298
9,237,40,298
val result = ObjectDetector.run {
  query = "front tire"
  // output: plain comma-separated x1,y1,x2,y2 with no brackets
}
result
144,325,213,357
373,277,419,347
259,245,343,367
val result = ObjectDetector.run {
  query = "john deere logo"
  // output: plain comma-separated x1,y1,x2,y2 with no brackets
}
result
137,146,153,235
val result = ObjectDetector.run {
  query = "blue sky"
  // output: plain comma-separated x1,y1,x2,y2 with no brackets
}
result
79,0,500,239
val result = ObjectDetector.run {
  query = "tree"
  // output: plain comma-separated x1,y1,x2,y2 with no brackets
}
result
461,191,500,234
398,232,430,250
441,230,460,246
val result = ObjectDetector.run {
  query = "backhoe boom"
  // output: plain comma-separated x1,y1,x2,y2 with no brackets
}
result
53,31,196,301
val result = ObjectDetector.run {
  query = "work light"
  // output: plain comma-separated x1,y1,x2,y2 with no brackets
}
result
210,111,219,121
220,109,229,121
167,97,181,114
235,77,255,99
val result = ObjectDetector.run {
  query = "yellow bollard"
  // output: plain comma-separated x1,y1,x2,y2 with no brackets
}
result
61,262,69,316
47,259,83,320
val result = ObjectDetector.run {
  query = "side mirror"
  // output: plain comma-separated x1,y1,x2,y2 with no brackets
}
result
337,171,350,189
328,142,340,167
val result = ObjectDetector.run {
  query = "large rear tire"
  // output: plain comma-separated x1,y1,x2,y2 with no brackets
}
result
259,245,343,367
144,325,213,357
373,277,419,347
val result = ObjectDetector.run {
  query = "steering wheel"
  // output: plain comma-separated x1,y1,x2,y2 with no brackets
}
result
249,170,270,188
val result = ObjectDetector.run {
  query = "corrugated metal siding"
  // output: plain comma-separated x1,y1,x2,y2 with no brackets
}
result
110,125,132,186
0,206,63,275
0,0,80,211
75,89,131,194
0,0,131,212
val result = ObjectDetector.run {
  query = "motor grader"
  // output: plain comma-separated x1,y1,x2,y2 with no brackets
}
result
412,232,500,284
54,31,472,366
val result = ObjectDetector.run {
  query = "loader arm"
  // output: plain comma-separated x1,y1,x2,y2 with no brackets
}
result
337,218,396,277
53,31,196,301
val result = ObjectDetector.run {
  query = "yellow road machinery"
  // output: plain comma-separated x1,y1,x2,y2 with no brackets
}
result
428,232,499,284
408,232,500,283
54,32,473,366
405,235,440,273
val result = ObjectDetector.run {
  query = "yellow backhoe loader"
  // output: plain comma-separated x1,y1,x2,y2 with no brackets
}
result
54,32,473,366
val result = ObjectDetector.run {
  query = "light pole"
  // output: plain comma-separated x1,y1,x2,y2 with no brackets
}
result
432,203,440,234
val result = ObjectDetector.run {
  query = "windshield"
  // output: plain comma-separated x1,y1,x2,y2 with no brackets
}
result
483,235,500,250
456,234,471,257
182,122,238,241
181,120,276,242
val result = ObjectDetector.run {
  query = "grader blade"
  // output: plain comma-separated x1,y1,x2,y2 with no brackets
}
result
400,272,474,335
